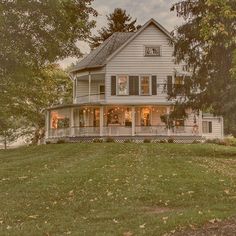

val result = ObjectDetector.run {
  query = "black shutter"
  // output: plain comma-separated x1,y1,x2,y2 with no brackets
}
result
129,76,134,95
152,75,157,95
209,122,212,133
111,76,116,95
184,76,191,96
129,76,139,95
167,76,173,96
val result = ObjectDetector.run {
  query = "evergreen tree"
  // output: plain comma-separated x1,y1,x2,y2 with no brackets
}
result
170,0,236,135
89,8,141,49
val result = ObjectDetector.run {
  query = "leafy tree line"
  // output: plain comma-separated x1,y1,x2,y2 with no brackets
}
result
170,0,236,136
0,0,97,148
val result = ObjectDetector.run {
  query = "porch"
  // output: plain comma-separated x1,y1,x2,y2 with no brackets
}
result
46,105,202,139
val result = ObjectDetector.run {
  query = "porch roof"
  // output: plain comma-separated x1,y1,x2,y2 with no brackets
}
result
46,102,174,111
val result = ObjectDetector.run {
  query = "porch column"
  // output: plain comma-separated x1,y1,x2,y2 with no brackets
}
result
99,106,104,137
198,110,203,136
166,106,171,136
132,106,135,136
70,107,74,136
88,72,91,103
45,110,50,139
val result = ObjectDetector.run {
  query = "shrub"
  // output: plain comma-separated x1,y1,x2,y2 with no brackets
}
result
124,139,133,143
192,140,201,144
106,137,115,143
159,139,167,143
167,138,174,143
57,139,66,144
93,138,103,143
45,141,51,145
143,139,151,143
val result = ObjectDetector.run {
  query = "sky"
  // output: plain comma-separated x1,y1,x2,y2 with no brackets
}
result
60,0,183,69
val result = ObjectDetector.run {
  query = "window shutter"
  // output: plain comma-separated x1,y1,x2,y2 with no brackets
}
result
111,76,116,95
167,76,173,96
152,75,157,95
184,76,191,96
209,122,212,133
129,76,139,95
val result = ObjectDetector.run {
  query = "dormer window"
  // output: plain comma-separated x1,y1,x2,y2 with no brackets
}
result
145,46,161,57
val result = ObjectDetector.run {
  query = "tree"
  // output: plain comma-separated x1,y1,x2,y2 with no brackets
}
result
89,8,141,49
0,0,96,142
17,64,72,144
170,0,236,135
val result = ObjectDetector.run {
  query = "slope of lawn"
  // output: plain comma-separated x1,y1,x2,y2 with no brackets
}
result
0,143,236,236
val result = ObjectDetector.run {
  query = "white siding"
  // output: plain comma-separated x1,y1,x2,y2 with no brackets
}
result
105,24,184,104
202,117,224,139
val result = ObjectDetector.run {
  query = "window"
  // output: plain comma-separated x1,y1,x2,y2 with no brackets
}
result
141,108,151,126
124,108,132,126
140,76,151,95
117,76,128,95
203,121,212,133
174,76,184,95
145,46,161,56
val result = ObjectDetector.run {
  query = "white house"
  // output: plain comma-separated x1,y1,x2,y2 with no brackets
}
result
45,19,224,142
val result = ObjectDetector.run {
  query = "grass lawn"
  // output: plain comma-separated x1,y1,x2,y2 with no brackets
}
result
0,143,236,236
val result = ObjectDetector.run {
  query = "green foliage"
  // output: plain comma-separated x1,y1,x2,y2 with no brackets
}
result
106,137,115,143
143,139,151,143
171,0,236,133
0,0,96,142
1,143,236,234
93,138,103,143
89,8,141,49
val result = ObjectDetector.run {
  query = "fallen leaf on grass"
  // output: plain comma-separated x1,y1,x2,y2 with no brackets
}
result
113,219,118,224
28,215,39,219
123,232,133,236
224,189,230,195
139,223,146,228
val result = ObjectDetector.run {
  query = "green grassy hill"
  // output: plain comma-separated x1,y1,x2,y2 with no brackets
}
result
0,143,236,236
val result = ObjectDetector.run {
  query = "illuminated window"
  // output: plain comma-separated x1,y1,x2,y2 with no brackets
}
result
117,76,128,95
141,108,151,126
50,111,70,129
125,108,132,126
140,76,150,95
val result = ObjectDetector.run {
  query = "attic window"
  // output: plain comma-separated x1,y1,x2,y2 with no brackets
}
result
145,46,161,57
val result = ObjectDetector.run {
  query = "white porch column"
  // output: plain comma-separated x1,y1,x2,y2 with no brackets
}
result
132,106,135,136
45,110,50,139
99,106,104,137
166,106,171,136
70,107,74,136
198,110,203,137
88,72,91,103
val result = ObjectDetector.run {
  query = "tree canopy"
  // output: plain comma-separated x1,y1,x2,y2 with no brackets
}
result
0,0,96,145
171,0,236,135
89,8,141,49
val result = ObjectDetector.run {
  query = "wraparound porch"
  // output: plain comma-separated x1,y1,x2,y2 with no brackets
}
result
45,105,202,139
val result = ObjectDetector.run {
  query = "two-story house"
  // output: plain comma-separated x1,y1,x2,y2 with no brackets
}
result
45,19,224,142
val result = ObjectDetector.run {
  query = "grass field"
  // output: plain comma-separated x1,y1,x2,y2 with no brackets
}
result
0,143,236,236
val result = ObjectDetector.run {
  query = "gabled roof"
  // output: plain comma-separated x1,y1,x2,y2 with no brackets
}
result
71,18,173,73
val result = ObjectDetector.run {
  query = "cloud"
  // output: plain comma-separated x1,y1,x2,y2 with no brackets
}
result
60,0,183,69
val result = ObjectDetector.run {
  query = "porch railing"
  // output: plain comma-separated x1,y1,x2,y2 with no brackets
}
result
48,125,199,138
135,125,167,135
76,93,105,104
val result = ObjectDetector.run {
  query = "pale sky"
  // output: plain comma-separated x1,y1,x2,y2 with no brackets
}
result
60,0,183,69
